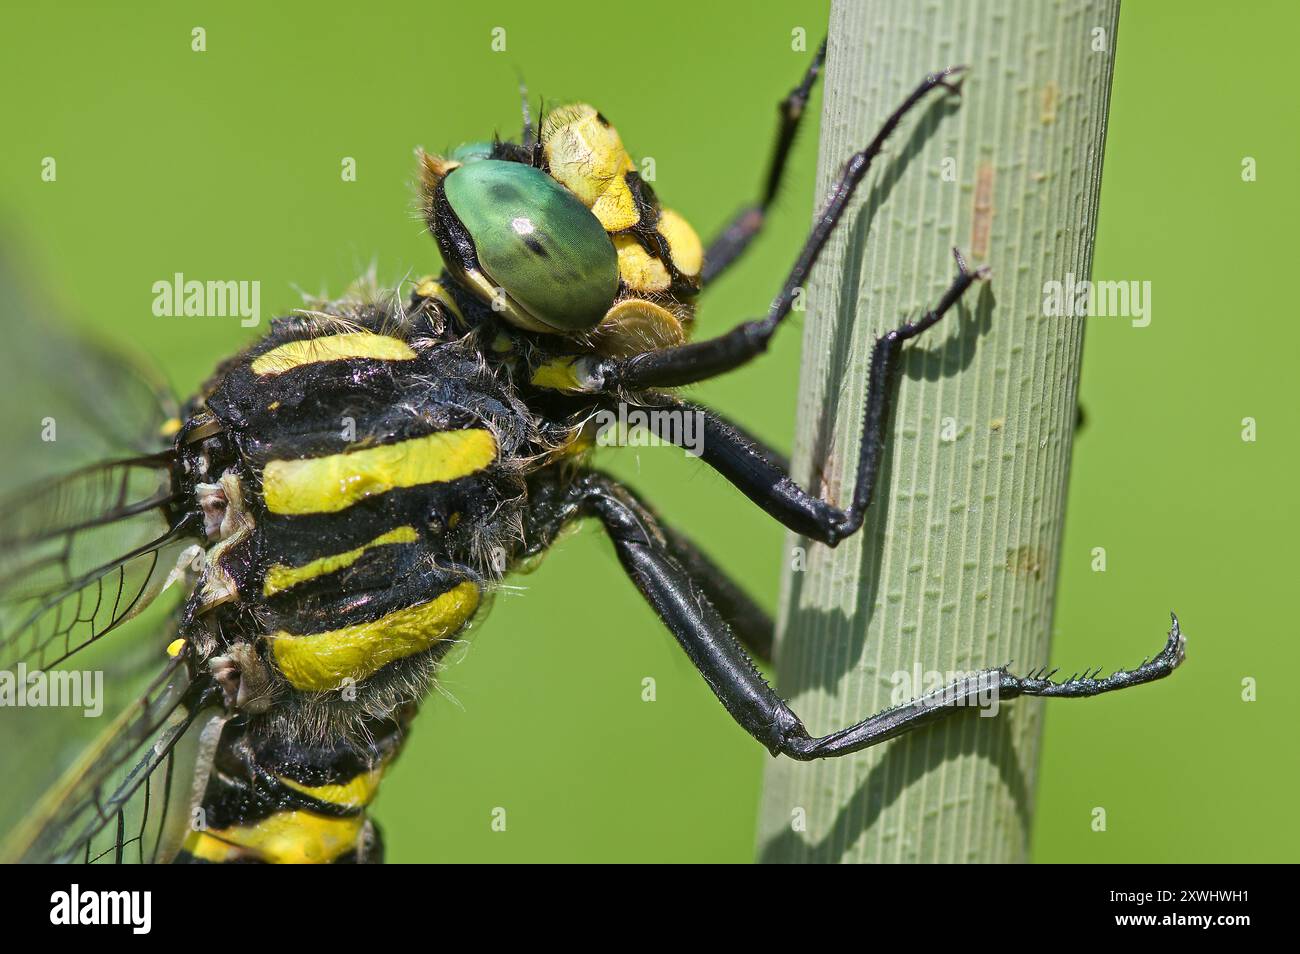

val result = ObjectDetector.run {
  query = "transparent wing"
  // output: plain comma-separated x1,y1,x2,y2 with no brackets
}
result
0,457,192,674
0,649,208,864
0,239,208,863
0,246,179,489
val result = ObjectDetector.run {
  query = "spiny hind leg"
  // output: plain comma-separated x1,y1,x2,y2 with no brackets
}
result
581,471,1186,759
519,472,775,663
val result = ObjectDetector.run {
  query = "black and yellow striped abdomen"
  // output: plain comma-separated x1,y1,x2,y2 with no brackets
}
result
174,715,402,864
173,301,536,862
198,309,524,698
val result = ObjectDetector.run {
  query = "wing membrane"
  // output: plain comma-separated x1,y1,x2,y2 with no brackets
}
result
1,650,208,864
0,248,178,490
0,240,208,864
0,458,193,672
0,239,192,673
0,456,176,555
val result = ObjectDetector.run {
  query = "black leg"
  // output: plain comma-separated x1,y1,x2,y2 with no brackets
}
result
519,474,774,662
617,255,982,546
626,394,839,544
577,473,1186,760
701,39,827,286
657,521,774,662
591,66,966,394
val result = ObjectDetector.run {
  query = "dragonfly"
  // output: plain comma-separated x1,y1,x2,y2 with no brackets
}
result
0,42,1184,863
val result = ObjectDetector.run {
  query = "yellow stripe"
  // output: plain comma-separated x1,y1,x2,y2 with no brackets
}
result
414,276,466,324
272,581,480,691
614,234,671,293
263,526,417,597
250,332,416,376
279,768,383,809
657,208,703,278
262,429,496,515
530,357,586,393
181,812,363,864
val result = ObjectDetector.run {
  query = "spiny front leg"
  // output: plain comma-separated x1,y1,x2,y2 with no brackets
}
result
701,38,828,286
591,66,967,393
617,251,988,545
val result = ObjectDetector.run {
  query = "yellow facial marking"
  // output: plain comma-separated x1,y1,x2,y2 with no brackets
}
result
159,417,183,438
614,235,671,293
165,638,186,658
530,356,589,393
181,811,363,864
590,183,638,232
279,768,383,810
414,276,466,324
592,299,688,358
271,580,480,691
262,429,497,515
542,103,639,232
657,208,703,278
263,526,418,597
251,332,416,376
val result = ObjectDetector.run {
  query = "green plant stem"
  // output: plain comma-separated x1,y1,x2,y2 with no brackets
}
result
757,0,1120,863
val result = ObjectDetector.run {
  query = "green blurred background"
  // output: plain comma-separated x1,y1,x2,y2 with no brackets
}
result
1,0,1294,862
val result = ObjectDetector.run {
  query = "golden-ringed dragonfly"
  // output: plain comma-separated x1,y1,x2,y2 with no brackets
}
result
0,42,1184,864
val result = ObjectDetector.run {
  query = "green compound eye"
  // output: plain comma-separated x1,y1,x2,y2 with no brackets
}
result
449,141,494,165
443,159,618,332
